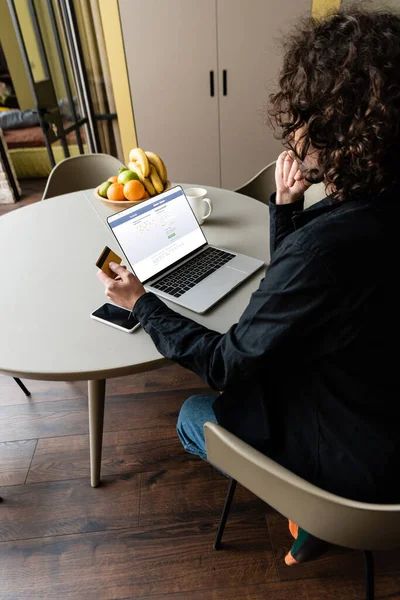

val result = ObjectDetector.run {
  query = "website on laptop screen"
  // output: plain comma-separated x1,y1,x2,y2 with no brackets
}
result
107,186,207,283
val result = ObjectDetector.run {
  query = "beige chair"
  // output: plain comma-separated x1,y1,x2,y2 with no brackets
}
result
304,180,328,208
235,160,277,205
204,421,400,600
235,160,327,207
42,153,126,200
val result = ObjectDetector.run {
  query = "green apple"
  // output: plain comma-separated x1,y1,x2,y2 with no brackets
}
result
118,169,139,185
98,181,112,198
118,167,128,174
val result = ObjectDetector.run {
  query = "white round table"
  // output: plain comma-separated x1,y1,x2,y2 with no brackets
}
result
0,184,269,486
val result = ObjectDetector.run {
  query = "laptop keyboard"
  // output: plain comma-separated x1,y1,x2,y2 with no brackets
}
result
151,247,235,298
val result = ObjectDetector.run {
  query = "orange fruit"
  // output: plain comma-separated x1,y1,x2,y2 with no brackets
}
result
124,179,145,201
107,183,125,201
142,190,150,199
107,175,118,183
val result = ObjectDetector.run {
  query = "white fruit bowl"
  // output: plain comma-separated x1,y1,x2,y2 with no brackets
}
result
94,180,171,209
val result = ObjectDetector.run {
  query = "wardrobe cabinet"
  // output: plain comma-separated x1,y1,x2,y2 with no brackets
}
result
119,0,311,189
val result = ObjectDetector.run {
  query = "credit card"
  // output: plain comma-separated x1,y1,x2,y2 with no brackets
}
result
96,246,122,278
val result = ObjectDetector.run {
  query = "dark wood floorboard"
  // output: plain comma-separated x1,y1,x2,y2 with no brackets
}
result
27,427,198,484
0,396,90,443
1,183,400,599
139,463,270,528
0,374,87,407
124,582,310,600
0,473,140,542
0,439,37,485
104,365,206,396
1,518,275,600
0,387,208,443
133,575,400,600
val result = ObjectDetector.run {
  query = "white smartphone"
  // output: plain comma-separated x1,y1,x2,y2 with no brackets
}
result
90,302,141,333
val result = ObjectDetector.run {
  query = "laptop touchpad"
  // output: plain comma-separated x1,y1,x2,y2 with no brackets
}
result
200,266,245,291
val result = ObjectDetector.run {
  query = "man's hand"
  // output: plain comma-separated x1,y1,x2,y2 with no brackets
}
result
96,262,146,311
275,150,312,205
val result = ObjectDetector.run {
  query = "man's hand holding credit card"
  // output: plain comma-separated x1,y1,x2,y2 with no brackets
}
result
96,246,123,278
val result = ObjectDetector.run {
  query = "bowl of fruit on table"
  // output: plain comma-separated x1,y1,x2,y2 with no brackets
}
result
95,147,170,208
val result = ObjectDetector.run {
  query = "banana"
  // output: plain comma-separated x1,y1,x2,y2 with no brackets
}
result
149,164,164,194
128,161,141,176
129,147,150,178
145,151,167,184
129,161,156,196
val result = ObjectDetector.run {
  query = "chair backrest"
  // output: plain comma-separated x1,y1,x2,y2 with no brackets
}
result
204,422,400,551
236,161,327,207
42,153,126,200
235,160,276,205
304,181,327,207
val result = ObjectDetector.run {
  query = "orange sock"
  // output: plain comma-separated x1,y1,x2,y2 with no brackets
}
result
285,524,329,566
285,550,297,566
288,519,299,539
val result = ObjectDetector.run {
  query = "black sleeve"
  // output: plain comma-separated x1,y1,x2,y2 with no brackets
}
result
133,237,336,392
269,192,304,256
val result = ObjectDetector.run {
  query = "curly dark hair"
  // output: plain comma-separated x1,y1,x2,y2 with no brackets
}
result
268,5,400,202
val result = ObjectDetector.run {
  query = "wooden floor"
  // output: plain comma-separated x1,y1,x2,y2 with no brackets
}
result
0,178,46,216
1,180,400,599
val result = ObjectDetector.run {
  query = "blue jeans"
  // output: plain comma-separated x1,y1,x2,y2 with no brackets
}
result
176,394,219,461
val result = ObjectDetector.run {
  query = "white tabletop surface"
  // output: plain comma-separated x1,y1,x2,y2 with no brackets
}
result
0,184,269,380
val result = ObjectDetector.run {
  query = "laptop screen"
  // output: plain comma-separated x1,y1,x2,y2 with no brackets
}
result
107,186,207,283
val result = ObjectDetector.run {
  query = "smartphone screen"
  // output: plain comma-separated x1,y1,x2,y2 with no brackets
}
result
91,303,139,330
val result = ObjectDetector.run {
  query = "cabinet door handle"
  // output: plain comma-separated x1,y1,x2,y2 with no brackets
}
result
223,70,227,96
210,71,215,97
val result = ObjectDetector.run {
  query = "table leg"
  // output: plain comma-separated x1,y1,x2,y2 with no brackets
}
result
88,379,106,487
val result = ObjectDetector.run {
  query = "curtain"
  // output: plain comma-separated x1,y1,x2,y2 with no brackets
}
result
73,0,123,161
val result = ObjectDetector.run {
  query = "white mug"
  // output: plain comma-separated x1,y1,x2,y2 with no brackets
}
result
185,187,213,225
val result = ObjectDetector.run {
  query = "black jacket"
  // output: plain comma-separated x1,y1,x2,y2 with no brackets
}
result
133,193,400,503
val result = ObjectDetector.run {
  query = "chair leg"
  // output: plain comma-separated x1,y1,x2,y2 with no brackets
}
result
213,478,237,550
13,377,31,396
363,550,374,600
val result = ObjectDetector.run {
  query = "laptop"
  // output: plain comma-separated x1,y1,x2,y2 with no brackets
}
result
107,184,264,314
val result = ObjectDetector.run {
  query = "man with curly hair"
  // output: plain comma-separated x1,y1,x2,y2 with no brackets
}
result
97,6,400,564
